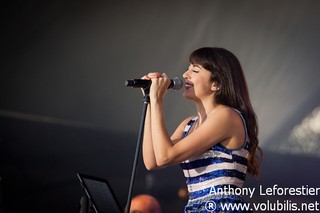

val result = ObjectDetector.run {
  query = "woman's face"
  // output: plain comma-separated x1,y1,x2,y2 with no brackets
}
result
182,63,215,101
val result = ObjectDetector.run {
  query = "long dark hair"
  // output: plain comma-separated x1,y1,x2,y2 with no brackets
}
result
190,47,263,177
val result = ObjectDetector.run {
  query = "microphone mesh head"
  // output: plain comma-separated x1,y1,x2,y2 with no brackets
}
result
172,77,183,90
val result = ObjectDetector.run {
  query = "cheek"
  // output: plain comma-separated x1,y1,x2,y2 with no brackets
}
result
190,85,211,99
196,80,213,93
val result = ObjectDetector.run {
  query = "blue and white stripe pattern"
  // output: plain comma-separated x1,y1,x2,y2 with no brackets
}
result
180,109,250,202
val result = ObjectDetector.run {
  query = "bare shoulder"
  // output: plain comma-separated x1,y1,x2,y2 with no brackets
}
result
206,106,243,131
222,107,244,124
210,107,245,149
208,106,239,120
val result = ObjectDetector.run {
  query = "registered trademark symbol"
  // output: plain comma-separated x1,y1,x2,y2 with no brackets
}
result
205,201,217,211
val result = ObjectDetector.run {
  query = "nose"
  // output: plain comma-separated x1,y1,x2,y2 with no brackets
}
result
183,68,190,79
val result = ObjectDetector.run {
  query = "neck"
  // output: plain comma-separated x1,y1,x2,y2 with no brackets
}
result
195,99,219,124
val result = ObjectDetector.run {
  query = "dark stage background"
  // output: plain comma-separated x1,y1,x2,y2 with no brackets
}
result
1,0,320,212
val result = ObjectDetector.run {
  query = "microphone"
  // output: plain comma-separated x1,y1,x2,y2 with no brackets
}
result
125,77,183,90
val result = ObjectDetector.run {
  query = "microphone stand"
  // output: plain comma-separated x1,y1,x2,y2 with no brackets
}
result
125,88,150,213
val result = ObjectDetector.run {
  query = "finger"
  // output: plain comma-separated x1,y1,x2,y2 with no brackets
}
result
161,73,169,80
147,72,161,78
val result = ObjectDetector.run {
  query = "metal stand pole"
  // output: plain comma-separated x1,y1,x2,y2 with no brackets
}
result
125,92,150,213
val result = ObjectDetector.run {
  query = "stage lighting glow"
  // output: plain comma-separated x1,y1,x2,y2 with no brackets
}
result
279,106,320,157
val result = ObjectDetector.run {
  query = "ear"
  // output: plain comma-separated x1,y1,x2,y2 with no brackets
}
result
211,82,220,92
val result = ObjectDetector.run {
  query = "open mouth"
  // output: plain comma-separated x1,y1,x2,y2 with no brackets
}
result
185,80,193,89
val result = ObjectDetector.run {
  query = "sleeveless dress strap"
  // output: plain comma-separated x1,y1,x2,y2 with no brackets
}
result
231,108,249,147
183,116,198,138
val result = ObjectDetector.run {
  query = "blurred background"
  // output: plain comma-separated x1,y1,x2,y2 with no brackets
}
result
1,0,320,212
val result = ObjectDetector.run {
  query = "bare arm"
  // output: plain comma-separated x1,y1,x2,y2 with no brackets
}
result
142,104,158,170
141,73,164,170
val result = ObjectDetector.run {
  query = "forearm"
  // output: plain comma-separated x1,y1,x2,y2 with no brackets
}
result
150,99,173,167
142,104,158,170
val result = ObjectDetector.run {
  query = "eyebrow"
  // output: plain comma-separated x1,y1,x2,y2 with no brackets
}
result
192,64,202,69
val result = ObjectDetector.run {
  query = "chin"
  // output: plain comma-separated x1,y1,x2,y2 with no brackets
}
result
183,92,195,100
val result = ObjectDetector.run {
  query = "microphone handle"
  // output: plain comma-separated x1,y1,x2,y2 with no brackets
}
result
125,79,151,88
125,77,182,90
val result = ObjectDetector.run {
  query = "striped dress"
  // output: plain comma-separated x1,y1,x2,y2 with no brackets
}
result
180,108,252,212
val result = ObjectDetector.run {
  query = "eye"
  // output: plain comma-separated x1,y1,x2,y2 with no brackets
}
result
191,64,201,73
192,67,200,73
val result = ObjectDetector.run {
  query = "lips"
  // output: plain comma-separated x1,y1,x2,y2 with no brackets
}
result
185,80,193,89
